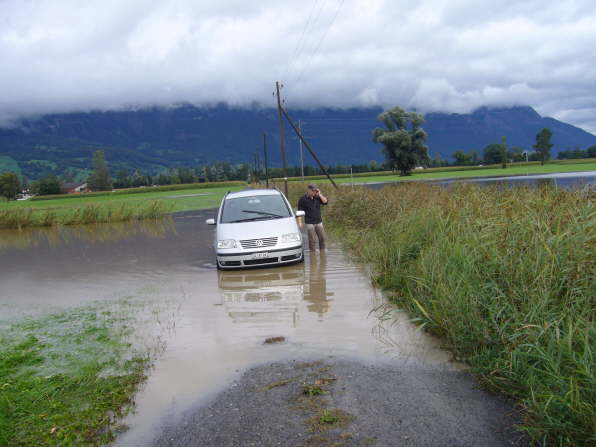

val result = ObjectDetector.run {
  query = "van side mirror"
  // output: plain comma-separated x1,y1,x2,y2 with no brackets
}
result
205,218,216,225
295,210,305,217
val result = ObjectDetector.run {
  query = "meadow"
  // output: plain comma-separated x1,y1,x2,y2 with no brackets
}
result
301,182,594,445
0,183,246,229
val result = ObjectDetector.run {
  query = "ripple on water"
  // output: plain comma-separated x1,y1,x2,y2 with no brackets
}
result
0,213,461,447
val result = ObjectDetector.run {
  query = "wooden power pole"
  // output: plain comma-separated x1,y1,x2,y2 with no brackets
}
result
275,81,288,196
298,120,305,181
279,105,338,189
263,132,269,188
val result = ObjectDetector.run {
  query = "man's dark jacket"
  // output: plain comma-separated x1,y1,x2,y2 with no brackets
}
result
297,194,327,225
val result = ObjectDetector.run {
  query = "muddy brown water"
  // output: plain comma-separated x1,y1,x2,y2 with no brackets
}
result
0,210,461,446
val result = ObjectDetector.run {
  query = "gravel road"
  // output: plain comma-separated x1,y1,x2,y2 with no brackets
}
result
151,358,528,447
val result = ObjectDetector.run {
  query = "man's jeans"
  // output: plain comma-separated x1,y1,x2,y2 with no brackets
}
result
306,223,326,250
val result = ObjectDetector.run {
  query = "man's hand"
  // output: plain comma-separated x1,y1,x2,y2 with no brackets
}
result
316,189,328,204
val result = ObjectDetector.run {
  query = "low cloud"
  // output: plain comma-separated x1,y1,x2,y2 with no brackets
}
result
1,0,595,132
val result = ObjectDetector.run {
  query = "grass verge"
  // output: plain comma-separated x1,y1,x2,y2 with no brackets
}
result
0,299,161,446
320,182,594,445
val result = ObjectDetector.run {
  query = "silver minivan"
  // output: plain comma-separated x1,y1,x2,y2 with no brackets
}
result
206,189,305,269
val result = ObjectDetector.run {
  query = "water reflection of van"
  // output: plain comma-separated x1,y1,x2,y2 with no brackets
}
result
217,264,305,325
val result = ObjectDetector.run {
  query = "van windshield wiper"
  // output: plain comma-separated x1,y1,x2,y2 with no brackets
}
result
228,216,278,223
241,210,284,218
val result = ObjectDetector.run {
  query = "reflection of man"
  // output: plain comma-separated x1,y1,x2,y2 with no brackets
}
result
304,252,333,316
298,183,328,251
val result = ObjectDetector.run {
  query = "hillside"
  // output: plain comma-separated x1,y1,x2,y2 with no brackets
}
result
0,105,594,180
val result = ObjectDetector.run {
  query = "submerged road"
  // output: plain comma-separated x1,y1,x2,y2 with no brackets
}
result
153,360,525,447
0,209,528,446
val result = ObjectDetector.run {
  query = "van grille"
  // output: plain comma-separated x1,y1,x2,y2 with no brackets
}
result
240,237,278,249
244,257,279,266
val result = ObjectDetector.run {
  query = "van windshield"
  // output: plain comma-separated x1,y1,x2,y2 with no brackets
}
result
220,194,291,223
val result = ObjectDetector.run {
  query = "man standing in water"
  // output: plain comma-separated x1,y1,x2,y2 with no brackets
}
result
298,183,328,251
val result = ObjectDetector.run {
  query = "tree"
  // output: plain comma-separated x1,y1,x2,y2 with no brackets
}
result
533,128,553,166
452,150,473,166
0,172,21,200
87,150,113,191
114,169,131,189
429,153,448,168
483,144,504,164
500,136,508,169
131,170,147,187
177,167,195,184
587,145,596,158
509,146,525,162
30,175,63,195
373,107,429,176
470,151,480,165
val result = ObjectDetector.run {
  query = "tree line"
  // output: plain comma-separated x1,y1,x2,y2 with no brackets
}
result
372,108,594,175
2,108,595,199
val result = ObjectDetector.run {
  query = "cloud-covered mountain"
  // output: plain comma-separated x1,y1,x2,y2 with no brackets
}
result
0,105,594,180
2,1,596,133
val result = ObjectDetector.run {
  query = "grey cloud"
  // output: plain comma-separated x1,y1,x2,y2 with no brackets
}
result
1,0,595,133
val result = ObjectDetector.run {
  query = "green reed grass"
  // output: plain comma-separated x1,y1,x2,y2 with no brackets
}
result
0,200,173,229
324,183,594,445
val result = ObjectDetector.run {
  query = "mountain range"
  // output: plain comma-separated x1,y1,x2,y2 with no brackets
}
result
1,104,594,180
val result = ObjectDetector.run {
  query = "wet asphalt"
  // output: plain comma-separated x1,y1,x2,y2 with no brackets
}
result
151,359,528,447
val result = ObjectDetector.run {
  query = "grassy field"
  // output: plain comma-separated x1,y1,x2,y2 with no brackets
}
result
0,184,245,229
274,160,596,185
2,185,244,212
340,161,596,184
298,182,594,445
0,297,172,446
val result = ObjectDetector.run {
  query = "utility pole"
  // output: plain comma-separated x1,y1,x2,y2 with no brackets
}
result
279,105,338,189
275,81,288,196
263,132,269,188
298,120,305,181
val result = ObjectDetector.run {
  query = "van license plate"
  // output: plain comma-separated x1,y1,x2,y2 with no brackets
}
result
253,252,268,259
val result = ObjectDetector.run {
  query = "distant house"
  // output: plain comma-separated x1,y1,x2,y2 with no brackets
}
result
64,182,88,194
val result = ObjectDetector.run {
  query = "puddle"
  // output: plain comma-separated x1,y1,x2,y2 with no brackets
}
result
0,210,461,446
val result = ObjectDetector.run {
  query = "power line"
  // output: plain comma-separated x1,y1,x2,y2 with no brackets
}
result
281,0,320,81
294,0,345,84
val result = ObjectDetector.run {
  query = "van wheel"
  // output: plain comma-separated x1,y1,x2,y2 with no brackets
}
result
216,259,222,270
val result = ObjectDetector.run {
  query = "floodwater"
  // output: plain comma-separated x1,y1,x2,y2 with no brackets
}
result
0,211,459,446
366,170,596,190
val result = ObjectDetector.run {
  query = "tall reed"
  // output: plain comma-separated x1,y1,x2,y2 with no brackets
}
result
325,183,594,445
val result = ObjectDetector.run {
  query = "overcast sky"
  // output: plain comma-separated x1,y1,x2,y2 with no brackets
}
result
1,0,595,132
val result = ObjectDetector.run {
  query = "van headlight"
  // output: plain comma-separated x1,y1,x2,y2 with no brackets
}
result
281,233,301,243
217,239,237,249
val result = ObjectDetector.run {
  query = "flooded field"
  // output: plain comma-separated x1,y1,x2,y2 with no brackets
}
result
0,210,460,446
367,170,596,190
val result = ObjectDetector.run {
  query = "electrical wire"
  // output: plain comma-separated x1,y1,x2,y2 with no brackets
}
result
281,0,320,81
294,0,345,85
